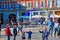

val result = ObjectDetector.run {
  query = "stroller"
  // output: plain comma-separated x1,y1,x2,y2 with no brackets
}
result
57,26,60,36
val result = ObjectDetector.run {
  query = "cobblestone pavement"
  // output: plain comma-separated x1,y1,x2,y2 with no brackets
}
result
0,32,60,40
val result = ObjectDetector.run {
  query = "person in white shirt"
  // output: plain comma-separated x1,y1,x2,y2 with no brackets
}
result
18,22,23,33
54,21,59,37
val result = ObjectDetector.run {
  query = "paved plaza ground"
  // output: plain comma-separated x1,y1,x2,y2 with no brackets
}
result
0,25,60,40
0,32,60,40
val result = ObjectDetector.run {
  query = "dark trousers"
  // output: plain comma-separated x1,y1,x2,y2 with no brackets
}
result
13,35,16,40
54,28,58,36
42,37,48,40
7,35,10,40
49,27,53,36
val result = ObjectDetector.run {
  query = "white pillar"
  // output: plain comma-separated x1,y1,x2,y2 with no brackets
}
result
17,12,19,22
29,11,32,22
53,10,55,21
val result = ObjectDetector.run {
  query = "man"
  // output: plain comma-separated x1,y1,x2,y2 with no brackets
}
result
13,25,17,40
49,19,54,37
39,27,50,40
0,24,1,35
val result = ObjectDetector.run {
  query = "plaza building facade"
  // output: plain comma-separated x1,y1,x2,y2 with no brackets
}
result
0,0,26,26
16,0,60,24
0,0,60,26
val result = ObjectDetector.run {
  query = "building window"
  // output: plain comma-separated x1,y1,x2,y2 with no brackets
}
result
27,2,31,9
55,0,60,7
9,4,14,10
48,0,52,8
40,12,46,16
21,3,26,10
0,0,2,2
4,4,8,10
32,12,38,16
15,3,20,10
21,3,25,6
34,2,38,8
40,1,44,7
0,4,3,10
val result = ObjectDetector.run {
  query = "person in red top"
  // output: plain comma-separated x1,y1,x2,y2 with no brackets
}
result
6,24,11,40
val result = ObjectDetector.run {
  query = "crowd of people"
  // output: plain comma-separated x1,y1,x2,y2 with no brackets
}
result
5,19,60,40
5,22,33,40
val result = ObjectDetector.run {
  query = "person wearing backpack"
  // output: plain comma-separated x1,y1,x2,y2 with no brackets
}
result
13,25,17,40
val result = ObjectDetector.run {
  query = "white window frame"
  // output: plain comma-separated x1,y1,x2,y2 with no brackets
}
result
40,0,45,8
21,2,25,6
54,0,60,7
47,0,52,8
32,11,39,16
27,1,32,9
9,3,14,10
57,0,60,7
4,4,8,10
33,1,38,8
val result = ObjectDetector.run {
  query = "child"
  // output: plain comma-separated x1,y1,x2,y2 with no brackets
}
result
26,30,32,40
6,24,11,40
13,25,17,40
39,27,50,40
22,30,26,40
18,22,23,33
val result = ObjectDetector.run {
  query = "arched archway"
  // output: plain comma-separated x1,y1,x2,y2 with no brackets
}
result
8,14,16,23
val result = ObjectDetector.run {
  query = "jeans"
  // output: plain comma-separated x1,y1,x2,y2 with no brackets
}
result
49,27,53,34
18,27,22,32
7,36,10,40
28,37,31,40
49,27,54,37
42,37,48,40
54,28,58,36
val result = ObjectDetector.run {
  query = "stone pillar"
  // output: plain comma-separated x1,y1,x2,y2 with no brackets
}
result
29,11,31,22
17,12,20,22
53,10,55,21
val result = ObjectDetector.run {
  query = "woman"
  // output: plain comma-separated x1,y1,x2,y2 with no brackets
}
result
18,22,23,33
54,21,59,37
6,24,11,40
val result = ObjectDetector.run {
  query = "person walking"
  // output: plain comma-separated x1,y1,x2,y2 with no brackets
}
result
6,24,11,40
39,27,50,40
54,21,59,37
49,19,54,37
18,22,23,33
22,30,26,40
13,25,17,40
0,24,1,35
26,30,32,40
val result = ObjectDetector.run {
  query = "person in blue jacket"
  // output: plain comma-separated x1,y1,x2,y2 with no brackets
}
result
49,19,54,37
13,25,17,40
26,30,32,40
39,27,50,40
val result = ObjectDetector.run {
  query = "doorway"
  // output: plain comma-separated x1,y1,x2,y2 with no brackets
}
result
8,14,16,23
